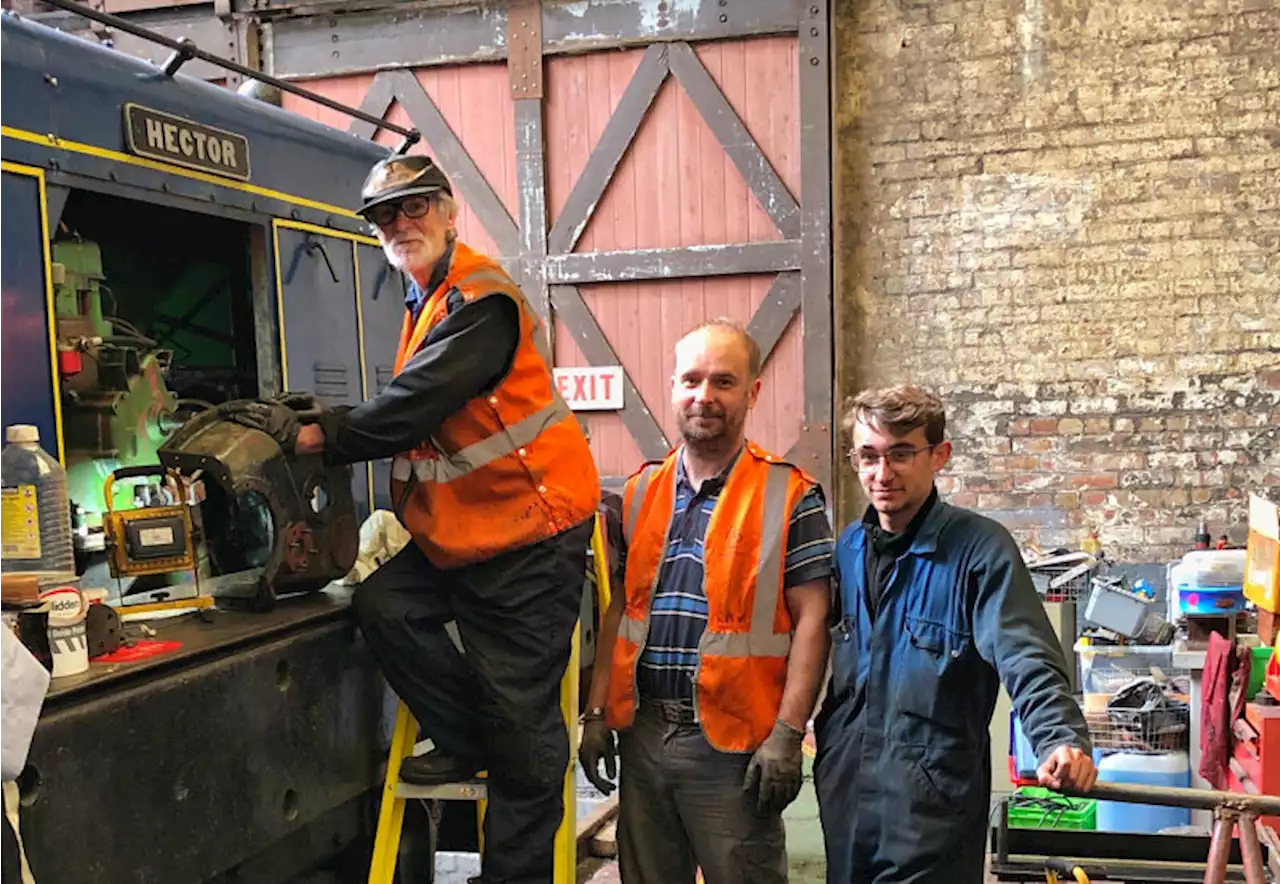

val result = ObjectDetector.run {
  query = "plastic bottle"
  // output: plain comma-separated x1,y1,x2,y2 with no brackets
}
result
1,424,76,580
1193,520,1210,550
1082,530,1102,557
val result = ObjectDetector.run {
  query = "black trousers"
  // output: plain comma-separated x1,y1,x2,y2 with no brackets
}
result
352,519,593,884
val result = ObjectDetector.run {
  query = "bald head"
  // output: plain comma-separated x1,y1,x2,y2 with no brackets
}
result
671,320,762,456
675,320,762,381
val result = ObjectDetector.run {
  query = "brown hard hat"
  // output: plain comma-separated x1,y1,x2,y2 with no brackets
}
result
358,154,453,217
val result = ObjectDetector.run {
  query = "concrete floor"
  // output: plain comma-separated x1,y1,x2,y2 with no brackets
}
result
318,740,1019,884
781,749,827,884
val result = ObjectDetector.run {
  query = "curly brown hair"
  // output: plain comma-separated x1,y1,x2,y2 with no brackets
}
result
842,384,947,446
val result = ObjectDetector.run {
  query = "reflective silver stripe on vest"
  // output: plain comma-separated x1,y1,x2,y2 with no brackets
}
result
391,455,413,482
398,396,573,484
390,265,570,486
623,464,658,546
618,612,648,644
699,463,794,659
618,463,664,646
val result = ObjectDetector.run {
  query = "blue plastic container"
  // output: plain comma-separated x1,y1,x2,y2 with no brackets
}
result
1095,751,1191,834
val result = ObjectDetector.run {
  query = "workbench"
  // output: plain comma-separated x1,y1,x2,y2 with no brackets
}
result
13,588,391,884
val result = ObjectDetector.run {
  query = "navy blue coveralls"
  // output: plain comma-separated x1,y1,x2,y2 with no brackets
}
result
813,497,1090,884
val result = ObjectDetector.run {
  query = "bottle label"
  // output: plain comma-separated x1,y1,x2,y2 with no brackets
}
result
1,484,42,559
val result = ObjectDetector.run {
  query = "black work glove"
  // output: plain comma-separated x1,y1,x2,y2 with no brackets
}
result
579,716,617,796
219,400,302,452
269,391,324,423
742,719,805,815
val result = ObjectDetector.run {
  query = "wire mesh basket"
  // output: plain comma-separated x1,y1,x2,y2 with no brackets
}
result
1086,706,1189,753
1030,564,1096,603
1085,678,1191,754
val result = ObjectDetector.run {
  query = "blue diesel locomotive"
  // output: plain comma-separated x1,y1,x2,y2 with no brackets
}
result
1,9,428,882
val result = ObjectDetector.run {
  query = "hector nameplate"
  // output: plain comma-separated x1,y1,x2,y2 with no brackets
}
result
123,103,251,181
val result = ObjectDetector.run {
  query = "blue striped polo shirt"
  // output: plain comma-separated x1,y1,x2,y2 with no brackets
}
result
634,450,834,704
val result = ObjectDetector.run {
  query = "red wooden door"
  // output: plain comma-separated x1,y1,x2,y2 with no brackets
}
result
280,3,833,491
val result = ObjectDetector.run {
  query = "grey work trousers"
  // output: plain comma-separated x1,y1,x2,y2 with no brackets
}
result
616,704,788,884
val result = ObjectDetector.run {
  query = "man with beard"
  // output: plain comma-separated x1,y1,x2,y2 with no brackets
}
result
577,320,832,884
222,153,599,884
814,385,1095,883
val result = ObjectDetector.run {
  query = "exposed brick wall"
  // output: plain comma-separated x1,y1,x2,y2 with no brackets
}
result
833,0,1280,564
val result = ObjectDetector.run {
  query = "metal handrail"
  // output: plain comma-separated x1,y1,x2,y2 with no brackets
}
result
1059,781,1280,817
1040,782,1279,884
17,0,421,153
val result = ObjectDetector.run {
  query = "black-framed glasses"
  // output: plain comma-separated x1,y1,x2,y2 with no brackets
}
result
849,444,935,472
364,195,432,228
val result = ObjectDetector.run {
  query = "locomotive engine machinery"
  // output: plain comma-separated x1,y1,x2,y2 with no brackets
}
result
53,238,181,551
158,395,360,610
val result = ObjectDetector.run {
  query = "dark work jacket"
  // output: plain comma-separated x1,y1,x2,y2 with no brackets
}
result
813,499,1089,884
317,247,519,467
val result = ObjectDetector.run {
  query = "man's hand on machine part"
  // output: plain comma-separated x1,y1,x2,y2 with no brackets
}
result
221,400,300,451
220,394,325,454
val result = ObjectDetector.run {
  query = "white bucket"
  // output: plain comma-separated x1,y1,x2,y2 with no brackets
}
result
39,583,88,678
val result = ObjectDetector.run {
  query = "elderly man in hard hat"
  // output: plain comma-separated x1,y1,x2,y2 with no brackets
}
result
225,153,601,884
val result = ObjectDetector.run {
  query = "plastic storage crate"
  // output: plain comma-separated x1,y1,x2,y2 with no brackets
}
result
1244,493,1279,614
1007,787,1097,830
1083,580,1153,638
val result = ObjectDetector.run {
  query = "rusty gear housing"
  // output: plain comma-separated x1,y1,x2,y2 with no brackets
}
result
158,401,360,609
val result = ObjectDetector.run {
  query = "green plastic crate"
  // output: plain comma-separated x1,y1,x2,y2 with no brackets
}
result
1008,787,1097,830
1246,645,1273,700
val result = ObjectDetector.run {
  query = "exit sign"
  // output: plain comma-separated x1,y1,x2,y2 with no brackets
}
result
554,366,624,411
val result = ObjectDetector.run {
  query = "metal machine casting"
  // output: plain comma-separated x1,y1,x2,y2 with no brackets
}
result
159,400,360,609
54,238,181,544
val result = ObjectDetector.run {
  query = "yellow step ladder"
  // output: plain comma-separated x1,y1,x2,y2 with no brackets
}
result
367,514,613,884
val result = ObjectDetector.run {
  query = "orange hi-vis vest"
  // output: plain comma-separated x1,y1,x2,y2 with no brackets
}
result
605,442,816,753
389,241,600,569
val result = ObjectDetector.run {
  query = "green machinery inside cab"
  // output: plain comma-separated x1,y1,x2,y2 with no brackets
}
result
52,238,180,538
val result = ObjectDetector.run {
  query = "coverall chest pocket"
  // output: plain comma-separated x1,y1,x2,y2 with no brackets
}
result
828,616,859,698
895,615,975,736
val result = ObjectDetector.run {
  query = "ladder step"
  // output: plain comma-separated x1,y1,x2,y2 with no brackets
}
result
395,778,488,801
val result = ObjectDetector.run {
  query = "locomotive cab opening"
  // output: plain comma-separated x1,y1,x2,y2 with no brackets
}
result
3,12,395,612
51,188,271,602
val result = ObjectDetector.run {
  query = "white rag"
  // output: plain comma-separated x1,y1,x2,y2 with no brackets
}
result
2,626,49,780
341,510,413,585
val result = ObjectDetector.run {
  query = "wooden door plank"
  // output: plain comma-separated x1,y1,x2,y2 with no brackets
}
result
383,69,521,257
543,240,801,284
550,283,669,461
667,41,800,239
546,43,669,257
747,270,802,369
